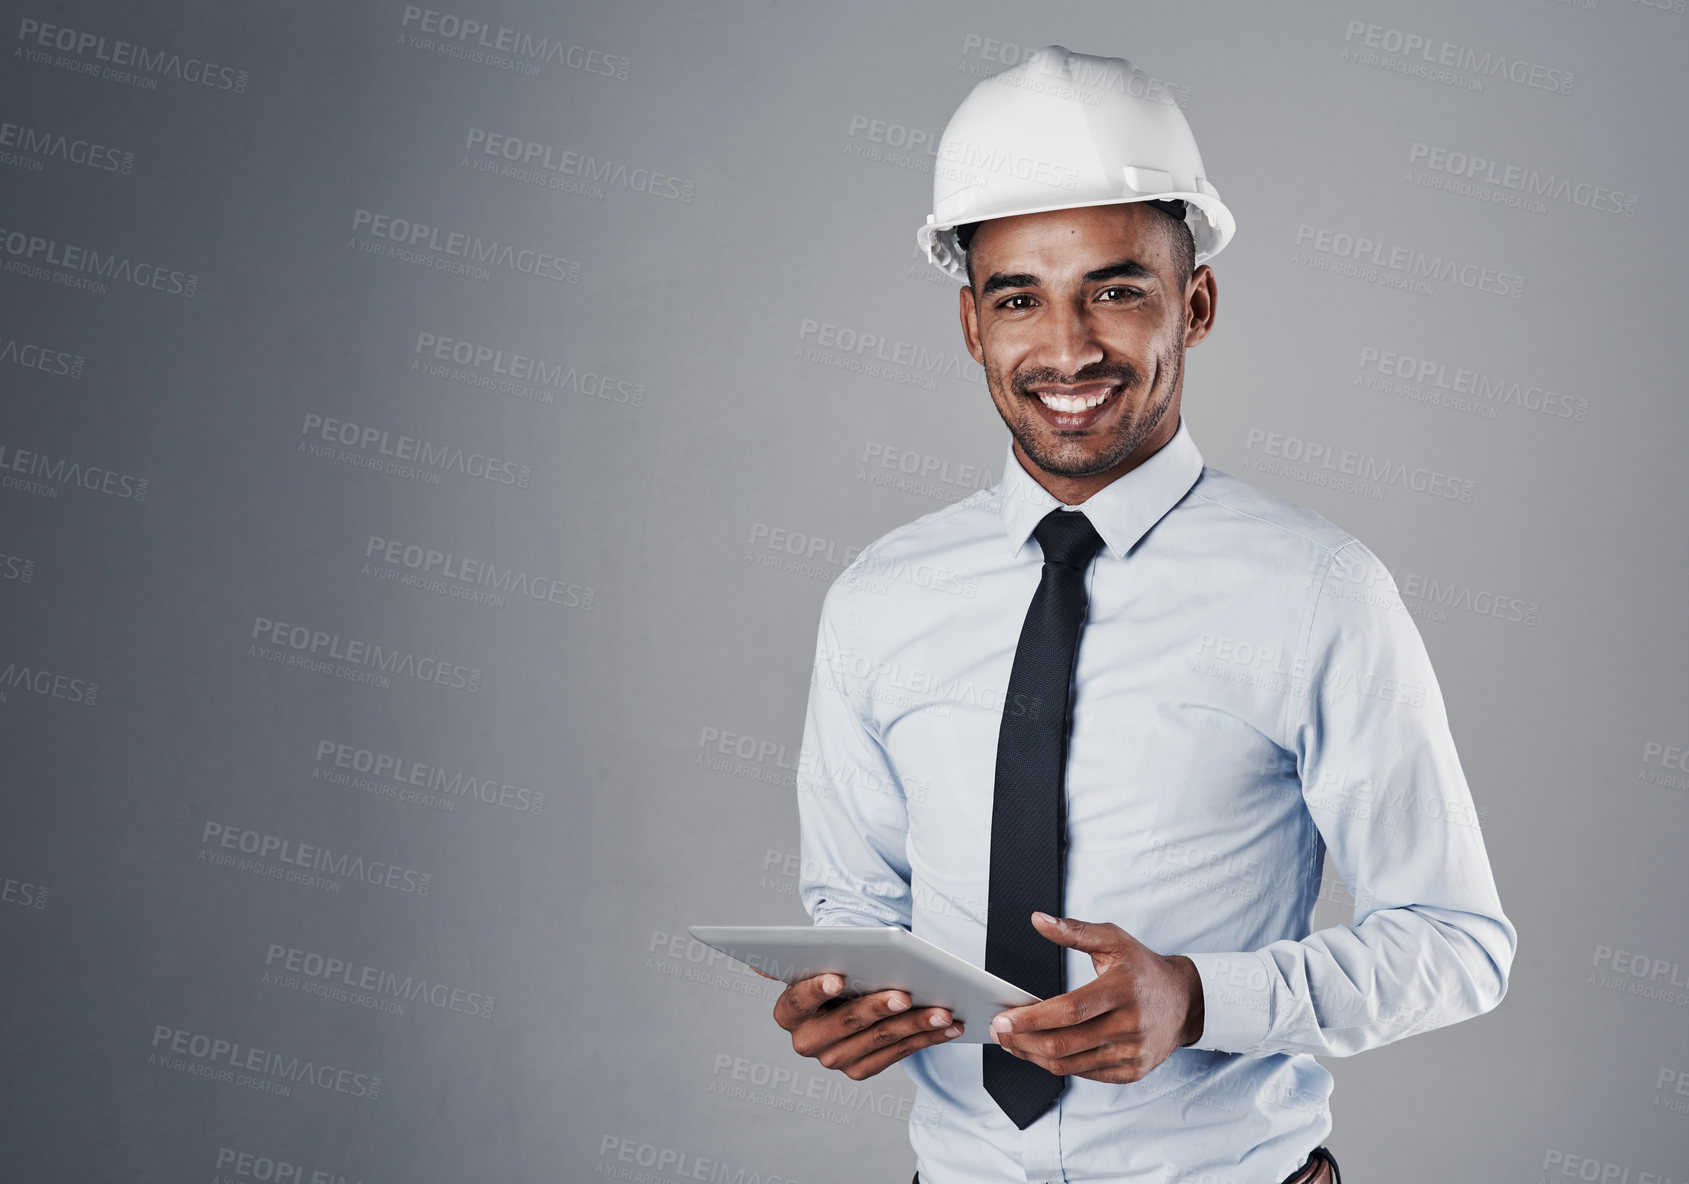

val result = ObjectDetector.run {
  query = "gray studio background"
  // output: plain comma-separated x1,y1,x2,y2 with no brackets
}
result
2,1,1686,1181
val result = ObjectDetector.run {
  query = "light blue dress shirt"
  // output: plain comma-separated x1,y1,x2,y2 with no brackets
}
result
795,414,1515,1183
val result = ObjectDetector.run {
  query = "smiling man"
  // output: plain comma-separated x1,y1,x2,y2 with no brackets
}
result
958,201,1198,506
769,46,1514,1184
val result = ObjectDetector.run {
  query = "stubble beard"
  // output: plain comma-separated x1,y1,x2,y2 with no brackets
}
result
988,345,1183,479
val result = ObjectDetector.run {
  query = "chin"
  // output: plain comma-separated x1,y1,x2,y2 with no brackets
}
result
1021,437,1123,478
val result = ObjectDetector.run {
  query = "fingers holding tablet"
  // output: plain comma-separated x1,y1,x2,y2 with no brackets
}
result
822,1006,966,1081
774,975,965,1080
694,924,1028,1067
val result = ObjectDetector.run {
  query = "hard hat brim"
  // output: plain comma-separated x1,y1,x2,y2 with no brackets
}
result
916,192,1235,284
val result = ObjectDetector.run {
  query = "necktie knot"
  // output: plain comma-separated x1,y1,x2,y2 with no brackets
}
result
1033,508,1105,570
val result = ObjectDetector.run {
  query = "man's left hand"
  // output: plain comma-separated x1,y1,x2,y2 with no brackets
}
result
988,912,1205,1084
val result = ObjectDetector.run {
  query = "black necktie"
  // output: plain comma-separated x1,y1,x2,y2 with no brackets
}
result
984,507,1107,1129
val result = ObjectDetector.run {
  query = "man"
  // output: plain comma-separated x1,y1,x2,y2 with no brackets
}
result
765,46,1514,1184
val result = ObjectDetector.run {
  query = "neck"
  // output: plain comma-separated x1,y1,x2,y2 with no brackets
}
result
1016,411,1180,506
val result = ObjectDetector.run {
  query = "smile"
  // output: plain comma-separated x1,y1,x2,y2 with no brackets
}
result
1035,386,1116,412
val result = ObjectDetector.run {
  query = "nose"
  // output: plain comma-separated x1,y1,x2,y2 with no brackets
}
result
1031,299,1104,379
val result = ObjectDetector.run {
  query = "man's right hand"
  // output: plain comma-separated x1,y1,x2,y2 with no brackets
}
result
760,970,964,1080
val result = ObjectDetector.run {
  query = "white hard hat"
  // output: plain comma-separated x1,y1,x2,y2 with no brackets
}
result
916,45,1236,282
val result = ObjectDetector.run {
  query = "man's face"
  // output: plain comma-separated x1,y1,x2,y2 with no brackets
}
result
958,203,1215,496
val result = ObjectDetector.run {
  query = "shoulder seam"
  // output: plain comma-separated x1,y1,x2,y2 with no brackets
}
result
823,568,885,744
1285,544,1339,753
1191,487,1356,556
1282,538,1370,749
841,486,996,579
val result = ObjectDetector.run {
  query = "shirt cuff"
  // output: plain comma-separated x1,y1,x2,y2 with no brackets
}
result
1183,950,1273,1054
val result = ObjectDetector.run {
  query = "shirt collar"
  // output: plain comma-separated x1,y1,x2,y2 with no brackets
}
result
997,413,1205,561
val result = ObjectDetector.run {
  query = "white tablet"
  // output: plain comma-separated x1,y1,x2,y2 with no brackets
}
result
687,924,1040,1043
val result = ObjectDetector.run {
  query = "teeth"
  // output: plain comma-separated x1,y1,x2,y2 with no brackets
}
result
1038,388,1113,412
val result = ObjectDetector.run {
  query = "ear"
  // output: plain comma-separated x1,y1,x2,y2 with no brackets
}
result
1184,265,1217,349
959,282,985,365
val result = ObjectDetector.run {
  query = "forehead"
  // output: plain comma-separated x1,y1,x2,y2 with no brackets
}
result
970,203,1172,274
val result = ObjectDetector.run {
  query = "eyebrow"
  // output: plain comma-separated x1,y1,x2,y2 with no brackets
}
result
979,272,1040,296
979,259,1156,297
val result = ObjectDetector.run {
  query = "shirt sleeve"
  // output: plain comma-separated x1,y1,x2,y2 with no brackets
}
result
1184,539,1517,1057
795,576,914,930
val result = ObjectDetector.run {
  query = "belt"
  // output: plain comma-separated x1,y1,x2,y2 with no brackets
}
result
1282,1146,1340,1184
910,1145,1339,1184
